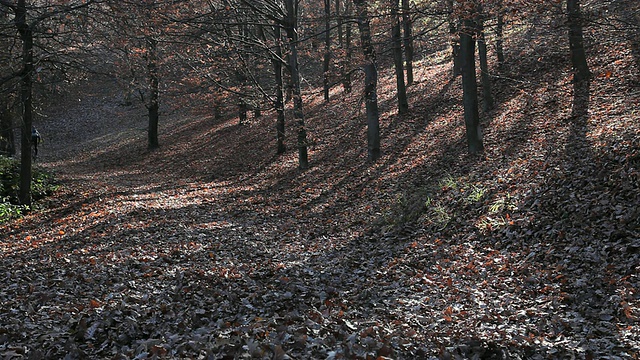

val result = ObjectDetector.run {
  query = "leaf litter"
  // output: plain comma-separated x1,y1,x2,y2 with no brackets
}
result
1,17,640,360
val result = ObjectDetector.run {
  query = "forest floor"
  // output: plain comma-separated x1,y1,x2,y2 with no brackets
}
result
1,16,640,360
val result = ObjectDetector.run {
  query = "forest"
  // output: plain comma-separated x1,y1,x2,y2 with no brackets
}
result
0,0,639,358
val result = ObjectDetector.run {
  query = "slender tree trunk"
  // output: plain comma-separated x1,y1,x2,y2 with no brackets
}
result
448,0,462,78
460,18,483,154
354,0,380,162
273,25,286,154
16,0,32,206
392,0,408,114
238,98,247,125
323,0,331,102
401,0,414,85
147,37,159,149
285,0,308,169
495,0,505,69
342,1,353,93
336,0,342,47
0,103,15,157
567,0,590,84
477,16,493,112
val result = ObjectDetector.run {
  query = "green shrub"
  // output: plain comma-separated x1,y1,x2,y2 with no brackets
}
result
0,155,58,223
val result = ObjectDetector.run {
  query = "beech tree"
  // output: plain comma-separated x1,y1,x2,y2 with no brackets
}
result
567,0,590,85
459,1,483,154
447,0,462,77
476,6,493,112
285,0,309,169
391,0,408,114
323,0,331,102
354,0,380,162
401,0,413,85
494,0,505,69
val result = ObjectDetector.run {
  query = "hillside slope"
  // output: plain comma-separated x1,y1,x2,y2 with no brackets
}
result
1,9,639,359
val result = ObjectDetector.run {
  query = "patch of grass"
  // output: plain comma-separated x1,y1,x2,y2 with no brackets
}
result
424,197,452,230
489,193,517,214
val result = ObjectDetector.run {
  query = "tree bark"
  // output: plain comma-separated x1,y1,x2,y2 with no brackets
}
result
285,0,308,170
336,0,342,47
354,0,380,162
401,0,413,85
495,0,505,69
342,1,353,93
272,25,286,154
477,16,493,112
16,0,33,206
447,0,462,78
567,0,590,84
392,0,408,114
0,103,15,157
323,0,331,102
147,37,159,149
460,18,483,154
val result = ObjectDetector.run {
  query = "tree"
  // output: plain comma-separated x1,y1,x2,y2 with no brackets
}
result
401,0,413,85
146,36,160,149
0,0,100,204
0,96,16,157
495,0,505,69
447,0,462,77
476,6,493,112
354,0,380,162
323,0,331,102
567,0,590,85
391,0,409,114
459,4,483,154
339,0,353,93
285,0,308,169
1,0,34,206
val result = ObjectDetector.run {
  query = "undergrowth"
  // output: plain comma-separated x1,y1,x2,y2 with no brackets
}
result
0,155,58,223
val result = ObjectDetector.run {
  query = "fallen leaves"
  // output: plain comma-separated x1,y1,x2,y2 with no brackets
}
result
1,10,639,359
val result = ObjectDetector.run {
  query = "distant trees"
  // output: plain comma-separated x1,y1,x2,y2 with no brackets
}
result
1,0,630,183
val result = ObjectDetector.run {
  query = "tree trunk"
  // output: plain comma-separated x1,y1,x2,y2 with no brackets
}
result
477,17,494,112
567,0,590,84
460,18,483,154
16,0,33,206
401,0,414,85
495,0,505,69
238,98,247,125
323,0,331,102
392,0,408,114
354,0,380,162
0,103,15,157
272,25,286,154
342,1,353,93
448,0,462,78
336,0,342,47
285,0,308,170
147,37,159,149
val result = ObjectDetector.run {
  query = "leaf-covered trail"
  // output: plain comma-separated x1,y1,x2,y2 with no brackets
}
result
2,39,640,358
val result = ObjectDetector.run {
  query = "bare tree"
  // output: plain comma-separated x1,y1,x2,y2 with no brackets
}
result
459,3,483,154
353,0,380,161
392,0,408,114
